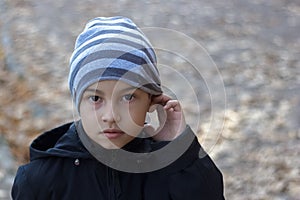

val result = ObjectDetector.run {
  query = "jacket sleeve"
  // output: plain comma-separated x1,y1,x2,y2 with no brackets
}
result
165,126,225,199
11,166,36,200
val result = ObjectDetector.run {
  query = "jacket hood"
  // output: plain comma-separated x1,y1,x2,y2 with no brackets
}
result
28,122,202,175
30,122,92,161
29,122,151,161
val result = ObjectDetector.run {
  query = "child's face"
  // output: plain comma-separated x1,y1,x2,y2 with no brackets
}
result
79,80,152,149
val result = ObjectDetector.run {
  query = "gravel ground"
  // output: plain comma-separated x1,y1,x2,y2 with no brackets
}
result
0,0,299,199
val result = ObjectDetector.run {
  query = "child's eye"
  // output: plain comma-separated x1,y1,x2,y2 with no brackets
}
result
122,94,135,102
89,96,102,103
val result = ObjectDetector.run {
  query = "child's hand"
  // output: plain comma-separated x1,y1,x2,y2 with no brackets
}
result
144,94,186,141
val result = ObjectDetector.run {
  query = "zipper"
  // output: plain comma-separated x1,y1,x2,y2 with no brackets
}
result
106,167,114,200
106,166,121,200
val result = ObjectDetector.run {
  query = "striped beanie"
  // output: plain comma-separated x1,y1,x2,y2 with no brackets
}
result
68,16,162,111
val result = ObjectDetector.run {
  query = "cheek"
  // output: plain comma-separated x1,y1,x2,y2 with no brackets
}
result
80,103,101,131
127,105,148,126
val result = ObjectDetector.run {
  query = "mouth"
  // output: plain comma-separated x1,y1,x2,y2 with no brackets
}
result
103,129,125,139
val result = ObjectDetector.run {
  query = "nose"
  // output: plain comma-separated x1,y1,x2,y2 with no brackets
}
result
101,102,120,125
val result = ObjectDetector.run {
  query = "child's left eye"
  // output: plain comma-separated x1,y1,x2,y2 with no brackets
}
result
122,94,134,102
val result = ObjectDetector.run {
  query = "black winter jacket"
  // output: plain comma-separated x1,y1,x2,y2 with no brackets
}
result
12,122,225,200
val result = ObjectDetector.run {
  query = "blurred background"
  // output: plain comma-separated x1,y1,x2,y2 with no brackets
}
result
0,0,299,199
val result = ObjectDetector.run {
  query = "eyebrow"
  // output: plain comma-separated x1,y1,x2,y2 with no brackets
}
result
85,86,138,94
84,89,104,95
118,86,138,93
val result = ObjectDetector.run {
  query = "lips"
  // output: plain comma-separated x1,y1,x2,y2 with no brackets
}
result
103,129,125,139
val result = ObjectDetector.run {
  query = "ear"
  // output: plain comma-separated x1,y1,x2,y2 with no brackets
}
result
148,104,157,113
148,94,157,113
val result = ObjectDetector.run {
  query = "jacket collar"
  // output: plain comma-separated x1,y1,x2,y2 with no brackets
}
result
29,121,152,161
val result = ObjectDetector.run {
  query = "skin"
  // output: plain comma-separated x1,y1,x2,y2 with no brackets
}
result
79,80,186,149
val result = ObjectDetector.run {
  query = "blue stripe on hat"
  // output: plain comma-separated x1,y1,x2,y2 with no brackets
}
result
70,34,156,65
69,50,156,91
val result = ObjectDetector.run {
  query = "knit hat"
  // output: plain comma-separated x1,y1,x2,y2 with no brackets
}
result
68,16,162,111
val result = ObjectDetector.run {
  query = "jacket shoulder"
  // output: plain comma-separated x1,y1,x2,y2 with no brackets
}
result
11,165,36,199
144,126,225,199
167,151,225,199
12,156,84,199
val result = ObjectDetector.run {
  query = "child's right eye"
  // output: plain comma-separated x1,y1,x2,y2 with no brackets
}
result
89,96,102,103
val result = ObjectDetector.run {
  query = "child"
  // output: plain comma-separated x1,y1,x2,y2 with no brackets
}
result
12,16,225,199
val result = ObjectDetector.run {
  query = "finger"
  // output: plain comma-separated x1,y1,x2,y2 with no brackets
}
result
164,100,182,112
151,94,172,106
156,104,167,124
